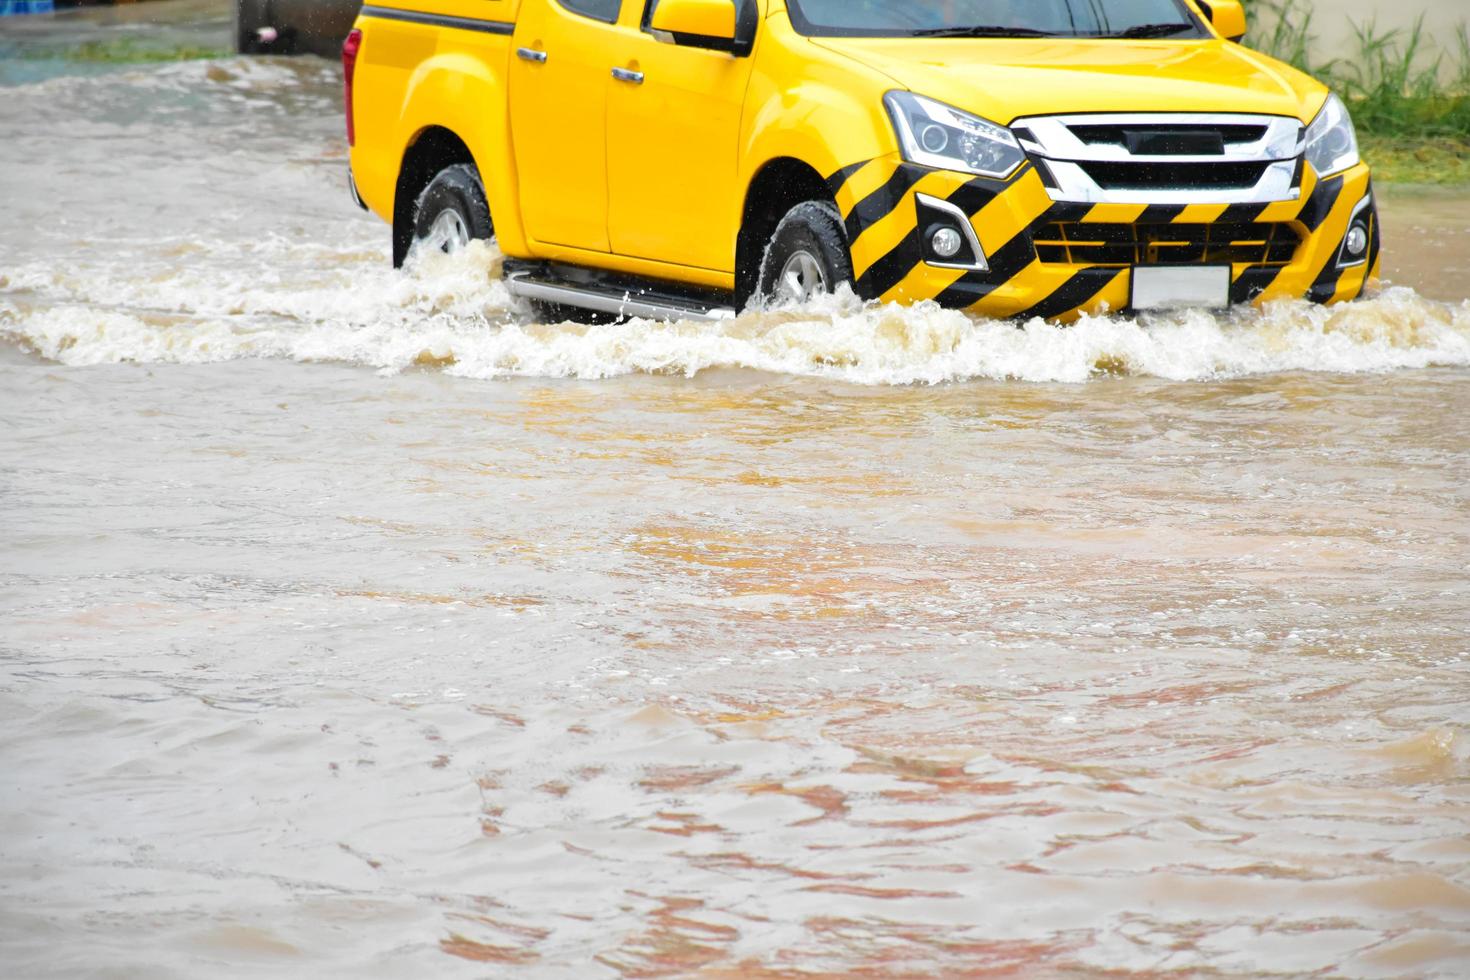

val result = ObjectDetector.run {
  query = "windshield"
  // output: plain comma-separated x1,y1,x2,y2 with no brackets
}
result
785,0,1210,39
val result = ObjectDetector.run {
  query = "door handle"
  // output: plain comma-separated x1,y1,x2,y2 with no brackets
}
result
610,67,644,85
517,47,548,63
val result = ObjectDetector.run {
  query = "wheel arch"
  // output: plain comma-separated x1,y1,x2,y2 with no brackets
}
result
393,126,477,268
383,47,526,266
734,157,837,307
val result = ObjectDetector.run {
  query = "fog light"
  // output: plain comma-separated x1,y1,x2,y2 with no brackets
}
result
931,227,963,259
1345,224,1369,258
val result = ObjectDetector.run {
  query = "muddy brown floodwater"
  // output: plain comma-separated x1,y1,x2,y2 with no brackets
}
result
2,3,1469,977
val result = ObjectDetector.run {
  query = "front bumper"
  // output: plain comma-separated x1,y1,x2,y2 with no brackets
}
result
829,155,1379,322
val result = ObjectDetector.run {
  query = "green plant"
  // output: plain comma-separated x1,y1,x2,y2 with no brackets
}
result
1245,0,1319,73
1243,0,1470,144
1241,0,1470,182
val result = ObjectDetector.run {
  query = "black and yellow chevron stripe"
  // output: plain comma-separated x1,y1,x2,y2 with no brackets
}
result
826,155,1378,322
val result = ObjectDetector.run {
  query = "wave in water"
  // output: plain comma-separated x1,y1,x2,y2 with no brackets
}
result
3,242,1468,385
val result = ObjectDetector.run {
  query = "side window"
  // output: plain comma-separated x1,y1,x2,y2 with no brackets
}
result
559,0,622,23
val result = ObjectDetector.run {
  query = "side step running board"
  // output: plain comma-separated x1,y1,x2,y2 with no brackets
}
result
504,267,737,323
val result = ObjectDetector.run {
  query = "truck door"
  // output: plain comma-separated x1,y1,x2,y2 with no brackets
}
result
605,0,757,272
508,0,623,252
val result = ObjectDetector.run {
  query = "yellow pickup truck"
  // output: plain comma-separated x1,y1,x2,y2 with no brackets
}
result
343,0,1378,322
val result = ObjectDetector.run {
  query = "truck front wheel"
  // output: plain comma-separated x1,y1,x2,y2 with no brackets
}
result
757,201,854,305
410,164,494,260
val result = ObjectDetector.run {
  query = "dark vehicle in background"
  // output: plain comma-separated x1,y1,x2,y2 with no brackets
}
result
236,0,360,57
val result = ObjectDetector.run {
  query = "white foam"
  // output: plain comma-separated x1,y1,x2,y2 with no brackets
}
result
3,242,1468,385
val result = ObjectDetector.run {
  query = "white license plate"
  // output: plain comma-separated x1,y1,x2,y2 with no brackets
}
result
1131,266,1231,311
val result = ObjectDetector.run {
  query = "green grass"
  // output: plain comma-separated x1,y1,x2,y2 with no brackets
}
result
1357,135,1470,185
1244,0,1470,184
21,39,228,63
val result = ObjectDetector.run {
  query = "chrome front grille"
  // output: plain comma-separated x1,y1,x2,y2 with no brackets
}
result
1032,221,1303,267
1013,113,1306,205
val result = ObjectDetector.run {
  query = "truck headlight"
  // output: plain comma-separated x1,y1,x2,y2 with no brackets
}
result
1304,94,1360,178
885,91,1025,180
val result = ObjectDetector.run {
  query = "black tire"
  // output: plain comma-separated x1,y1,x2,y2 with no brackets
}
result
405,163,494,265
756,200,854,305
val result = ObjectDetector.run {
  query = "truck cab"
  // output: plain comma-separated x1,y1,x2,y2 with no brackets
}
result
344,0,1378,322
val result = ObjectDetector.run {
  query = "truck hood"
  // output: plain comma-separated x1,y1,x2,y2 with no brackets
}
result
811,37,1326,124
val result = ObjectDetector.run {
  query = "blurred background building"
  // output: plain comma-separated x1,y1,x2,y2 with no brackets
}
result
1309,0,1463,57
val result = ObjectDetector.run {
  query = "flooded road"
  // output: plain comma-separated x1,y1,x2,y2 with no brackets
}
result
3,5,1470,977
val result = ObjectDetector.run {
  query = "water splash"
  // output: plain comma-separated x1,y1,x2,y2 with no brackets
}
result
3,242,1467,384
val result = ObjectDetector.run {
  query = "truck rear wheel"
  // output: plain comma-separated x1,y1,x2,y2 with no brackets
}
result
757,201,853,305
410,164,494,260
